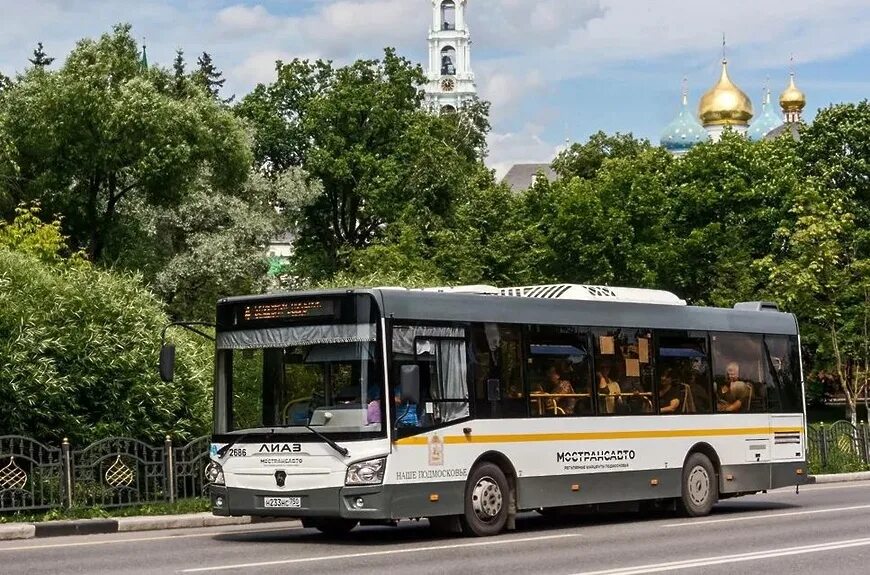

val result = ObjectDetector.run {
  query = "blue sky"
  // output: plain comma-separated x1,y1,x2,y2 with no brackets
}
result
1,0,868,176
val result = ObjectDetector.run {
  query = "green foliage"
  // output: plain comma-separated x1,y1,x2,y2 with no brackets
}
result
0,71,12,93
0,24,251,261
0,204,70,263
0,247,212,445
28,42,54,68
807,423,870,474
552,131,651,180
192,51,232,103
238,48,491,279
0,498,209,523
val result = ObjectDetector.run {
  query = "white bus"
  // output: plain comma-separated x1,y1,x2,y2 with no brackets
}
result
196,285,807,536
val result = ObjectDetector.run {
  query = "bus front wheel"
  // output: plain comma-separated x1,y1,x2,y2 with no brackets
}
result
460,462,510,536
678,452,718,517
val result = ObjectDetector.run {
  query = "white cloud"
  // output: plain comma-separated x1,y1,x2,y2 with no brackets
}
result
230,49,298,87
215,4,280,37
479,69,546,118
0,0,867,172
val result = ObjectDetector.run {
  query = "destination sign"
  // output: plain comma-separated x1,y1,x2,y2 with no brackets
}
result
241,299,335,322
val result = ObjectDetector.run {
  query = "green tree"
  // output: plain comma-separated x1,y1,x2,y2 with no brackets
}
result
0,111,16,209
28,42,54,68
0,71,12,93
238,49,490,279
144,168,322,319
662,131,802,305
0,203,69,263
552,131,651,180
0,217,212,444
783,101,870,422
193,51,233,103
758,183,868,426
0,24,251,262
172,48,187,97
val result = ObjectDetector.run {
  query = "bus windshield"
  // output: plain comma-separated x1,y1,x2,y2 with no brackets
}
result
218,324,384,435
215,297,385,439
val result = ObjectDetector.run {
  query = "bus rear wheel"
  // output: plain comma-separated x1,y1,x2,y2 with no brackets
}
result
460,463,509,537
304,517,358,536
678,452,718,517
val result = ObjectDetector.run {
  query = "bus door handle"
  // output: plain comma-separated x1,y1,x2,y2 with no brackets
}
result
463,427,472,435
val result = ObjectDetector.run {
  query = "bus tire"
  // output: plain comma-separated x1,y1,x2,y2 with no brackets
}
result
460,462,510,537
305,517,358,536
678,452,718,517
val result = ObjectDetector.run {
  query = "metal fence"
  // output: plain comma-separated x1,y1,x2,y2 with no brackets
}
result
807,420,870,473
0,435,211,513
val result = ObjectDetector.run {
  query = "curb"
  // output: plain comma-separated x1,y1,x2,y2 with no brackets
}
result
0,524,35,541
0,513,300,541
809,471,870,484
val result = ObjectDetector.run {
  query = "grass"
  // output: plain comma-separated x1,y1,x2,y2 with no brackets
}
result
0,498,210,524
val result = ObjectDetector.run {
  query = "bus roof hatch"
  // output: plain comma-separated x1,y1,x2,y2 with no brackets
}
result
498,284,687,306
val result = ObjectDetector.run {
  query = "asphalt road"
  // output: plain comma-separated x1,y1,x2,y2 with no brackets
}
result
4,481,870,575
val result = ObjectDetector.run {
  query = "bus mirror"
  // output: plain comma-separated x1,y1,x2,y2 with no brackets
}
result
400,365,420,404
159,344,176,383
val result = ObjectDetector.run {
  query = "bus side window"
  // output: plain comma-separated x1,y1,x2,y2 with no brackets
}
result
471,324,525,418
593,328,655,415
526,325,593,417
392,325,470,432
711,333,766,413
764,335,802,413
655,331,711,414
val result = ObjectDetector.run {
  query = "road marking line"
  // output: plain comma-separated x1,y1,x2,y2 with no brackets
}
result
568,537,870,575
664,503,870,527
768,482,870,494
0,525,302,552
178,532,583,573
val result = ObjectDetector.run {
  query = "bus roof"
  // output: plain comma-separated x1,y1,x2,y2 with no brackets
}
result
218,286,798,336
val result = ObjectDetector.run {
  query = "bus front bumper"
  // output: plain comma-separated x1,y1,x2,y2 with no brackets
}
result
210,484,393,520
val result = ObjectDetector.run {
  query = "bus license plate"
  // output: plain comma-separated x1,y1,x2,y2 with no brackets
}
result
264,496,301,508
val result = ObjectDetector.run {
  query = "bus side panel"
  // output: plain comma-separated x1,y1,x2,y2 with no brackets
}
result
387,482,466,519
518,469,682,510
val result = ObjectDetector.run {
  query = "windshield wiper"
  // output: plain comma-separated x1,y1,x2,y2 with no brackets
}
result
216,429,275,458
304,425,349,457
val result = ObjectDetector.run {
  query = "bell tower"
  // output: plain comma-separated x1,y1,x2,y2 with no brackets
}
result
425,0,476,112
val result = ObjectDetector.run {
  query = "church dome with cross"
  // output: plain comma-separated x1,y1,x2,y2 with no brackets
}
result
660,82,709,155
747,87,783,141
660,45,810,154
698,58,754,139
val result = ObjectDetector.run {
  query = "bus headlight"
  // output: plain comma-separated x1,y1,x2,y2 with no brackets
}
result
345,457,386,486
205,461,225,486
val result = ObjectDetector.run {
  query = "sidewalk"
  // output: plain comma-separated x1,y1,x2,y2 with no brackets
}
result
0,512,300,541
808,470,870,484
3,471,870,542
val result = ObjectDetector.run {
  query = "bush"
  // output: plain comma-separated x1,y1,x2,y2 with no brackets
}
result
0,248,212,445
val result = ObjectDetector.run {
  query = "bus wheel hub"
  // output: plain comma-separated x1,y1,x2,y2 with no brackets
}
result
472,476,502,520
688,466,710,505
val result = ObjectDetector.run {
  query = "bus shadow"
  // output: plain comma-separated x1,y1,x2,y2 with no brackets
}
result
214,500,802,546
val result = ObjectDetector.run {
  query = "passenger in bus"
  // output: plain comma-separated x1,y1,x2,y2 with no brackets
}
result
717,362,749,412
394,386,420,426
658,370,682,414
546,365,576,414
597,370,622,414
366,384,382,424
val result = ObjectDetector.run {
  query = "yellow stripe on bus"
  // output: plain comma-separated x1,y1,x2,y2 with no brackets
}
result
394,427,804,446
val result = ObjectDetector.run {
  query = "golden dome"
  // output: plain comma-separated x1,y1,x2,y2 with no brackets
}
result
779,73,806,113
698,60,753,126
